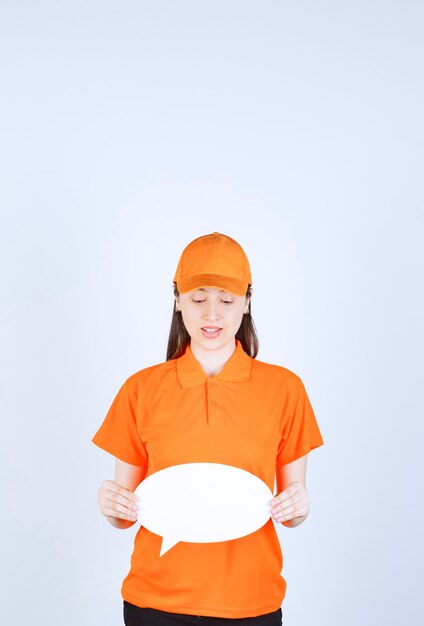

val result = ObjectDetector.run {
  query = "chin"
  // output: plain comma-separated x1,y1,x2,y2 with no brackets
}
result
197,333,233,348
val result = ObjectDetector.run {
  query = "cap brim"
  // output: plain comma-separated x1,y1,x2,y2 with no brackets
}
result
176,274,248,296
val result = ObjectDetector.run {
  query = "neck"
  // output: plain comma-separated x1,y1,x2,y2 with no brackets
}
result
189,338,237,377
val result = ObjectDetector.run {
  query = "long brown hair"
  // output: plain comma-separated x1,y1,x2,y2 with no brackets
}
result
166,283,259,360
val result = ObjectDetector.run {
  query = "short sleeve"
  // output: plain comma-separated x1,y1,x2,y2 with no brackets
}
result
92,378,149,467
276,377,324,467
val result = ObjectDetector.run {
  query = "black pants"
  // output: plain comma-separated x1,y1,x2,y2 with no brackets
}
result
123,601,282,625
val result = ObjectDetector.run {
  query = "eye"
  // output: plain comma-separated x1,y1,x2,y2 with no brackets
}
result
191,299,233,304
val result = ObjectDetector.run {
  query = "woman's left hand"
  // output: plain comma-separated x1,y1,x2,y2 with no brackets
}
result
269,481,310,525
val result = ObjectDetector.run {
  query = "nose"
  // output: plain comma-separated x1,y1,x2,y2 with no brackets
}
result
203,299,220,322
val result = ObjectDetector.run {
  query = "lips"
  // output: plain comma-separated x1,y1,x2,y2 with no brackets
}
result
201,327,222,338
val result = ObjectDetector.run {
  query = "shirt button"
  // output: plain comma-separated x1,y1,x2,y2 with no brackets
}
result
211,400,217,405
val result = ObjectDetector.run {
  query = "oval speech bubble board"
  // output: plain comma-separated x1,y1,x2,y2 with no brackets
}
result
134,462,273,556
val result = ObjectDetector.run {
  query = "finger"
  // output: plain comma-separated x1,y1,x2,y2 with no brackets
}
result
270,488,306,515
99,489,139,512
272,498,307,518
101,503,138,522
99,498,139,517
270,482,301,506
98,483,139,508
100,481,139,503
273,503,309,523
104,491,138,511
272,492,306,515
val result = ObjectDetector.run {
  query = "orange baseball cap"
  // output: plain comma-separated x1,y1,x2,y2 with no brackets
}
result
173,232,252,296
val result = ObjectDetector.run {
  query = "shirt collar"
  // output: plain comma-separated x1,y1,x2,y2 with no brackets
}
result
176,339,252,389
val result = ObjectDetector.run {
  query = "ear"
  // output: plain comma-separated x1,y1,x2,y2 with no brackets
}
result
244,287,253,314
175,295,180,312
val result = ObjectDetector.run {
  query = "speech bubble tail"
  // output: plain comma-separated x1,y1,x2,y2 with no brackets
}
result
160,535,179,557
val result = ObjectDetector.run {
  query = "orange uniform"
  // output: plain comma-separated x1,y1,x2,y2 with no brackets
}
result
92,339,324,619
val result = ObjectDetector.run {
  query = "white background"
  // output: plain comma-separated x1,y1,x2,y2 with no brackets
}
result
1,1,423,624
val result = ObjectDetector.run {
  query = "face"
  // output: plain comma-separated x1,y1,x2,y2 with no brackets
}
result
175,286,252,352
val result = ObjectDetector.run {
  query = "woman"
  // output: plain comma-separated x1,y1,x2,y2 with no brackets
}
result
93,231,324,625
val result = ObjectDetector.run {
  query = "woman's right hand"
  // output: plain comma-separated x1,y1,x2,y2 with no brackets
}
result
97,479,139,525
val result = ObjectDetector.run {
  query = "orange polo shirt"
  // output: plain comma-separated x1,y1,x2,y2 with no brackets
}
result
92,339,324,619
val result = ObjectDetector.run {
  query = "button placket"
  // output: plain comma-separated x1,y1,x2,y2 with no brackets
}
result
207,380,223,428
